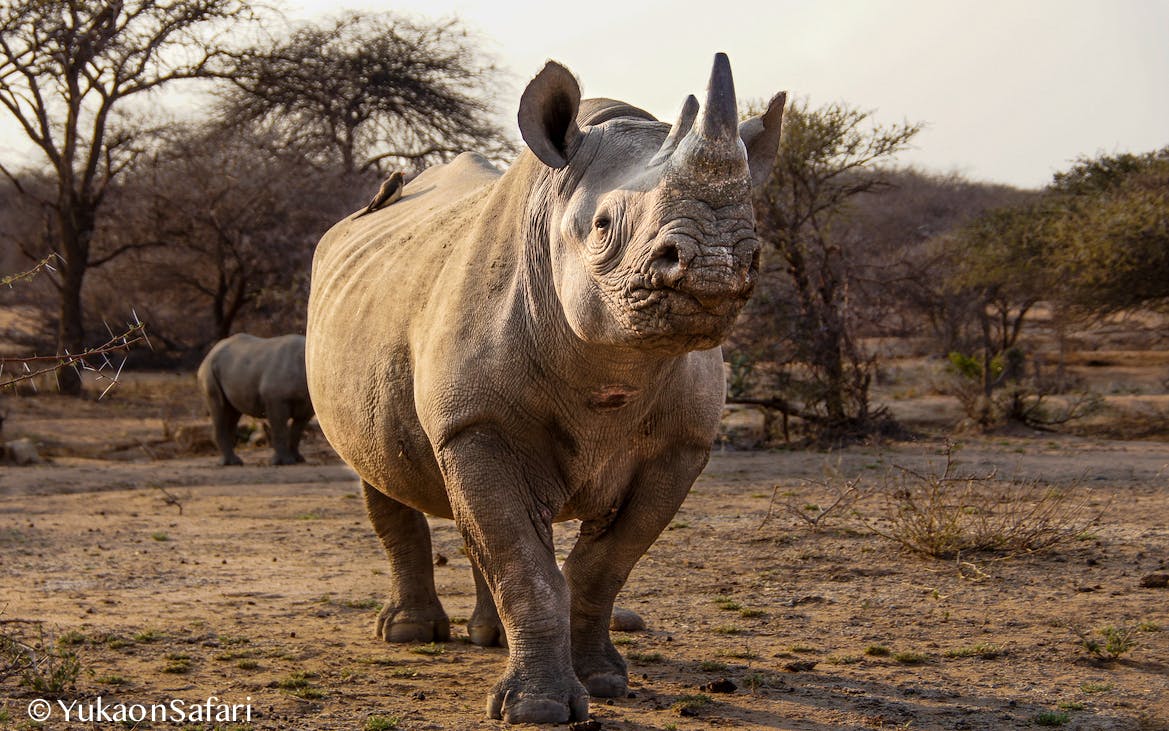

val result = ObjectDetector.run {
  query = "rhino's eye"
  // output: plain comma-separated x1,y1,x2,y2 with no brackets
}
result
593,215,611,232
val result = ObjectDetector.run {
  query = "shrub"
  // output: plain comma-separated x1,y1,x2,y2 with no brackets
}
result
865,444,1101,559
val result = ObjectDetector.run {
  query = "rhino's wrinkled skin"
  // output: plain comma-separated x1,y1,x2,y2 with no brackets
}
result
197,333,313,466
306,54,784,724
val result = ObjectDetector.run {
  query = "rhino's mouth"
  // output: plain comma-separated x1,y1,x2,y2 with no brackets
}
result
620,275,748,347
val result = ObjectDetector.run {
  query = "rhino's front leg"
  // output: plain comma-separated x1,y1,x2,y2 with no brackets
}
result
563,451,709,698
438,427,588,725
362,481,450,642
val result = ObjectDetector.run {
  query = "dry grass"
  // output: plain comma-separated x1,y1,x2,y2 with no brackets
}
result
862,444,1104,559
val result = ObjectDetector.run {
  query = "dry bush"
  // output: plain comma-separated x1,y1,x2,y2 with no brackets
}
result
863,444,1104,559
0,619,80,696
760,464,869,532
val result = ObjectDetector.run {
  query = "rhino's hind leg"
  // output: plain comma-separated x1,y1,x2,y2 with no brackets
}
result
362,481,450,643
467,561,506,647
203,382,243,466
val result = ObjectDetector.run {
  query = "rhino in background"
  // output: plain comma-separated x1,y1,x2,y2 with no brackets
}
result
197,333,314,466
306,54,784,724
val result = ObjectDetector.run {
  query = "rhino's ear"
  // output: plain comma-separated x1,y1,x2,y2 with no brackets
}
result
739,91,787,189
518,61,582,169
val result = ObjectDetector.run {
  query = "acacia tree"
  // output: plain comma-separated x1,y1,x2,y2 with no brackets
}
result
224,11,514,176
1050,148,1169,313
0,0,257,394
106,121,351,349
736,98,920,441
939,202,1062,424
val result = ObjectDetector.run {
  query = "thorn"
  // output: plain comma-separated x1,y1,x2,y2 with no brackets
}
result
98,378,118,400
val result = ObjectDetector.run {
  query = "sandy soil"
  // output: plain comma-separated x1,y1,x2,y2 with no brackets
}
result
2,377,1168,731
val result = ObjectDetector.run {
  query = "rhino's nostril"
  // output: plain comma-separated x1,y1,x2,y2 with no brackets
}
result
657,243,680,267
649,241,687,288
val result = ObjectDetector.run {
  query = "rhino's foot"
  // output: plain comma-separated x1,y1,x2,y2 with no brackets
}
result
375,604,450,643
574,644,628,698
467,606,506,647
271,453,299,466
467,621,506,647
486,674,589,724
220,455,243,466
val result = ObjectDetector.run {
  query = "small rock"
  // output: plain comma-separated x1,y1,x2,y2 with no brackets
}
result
701,678,737,693
783,660,817,672
1139,573,1169,588
434,553,448,566
4,438,41,465
411,690,426,701
569,720,603,731
610,607,646,632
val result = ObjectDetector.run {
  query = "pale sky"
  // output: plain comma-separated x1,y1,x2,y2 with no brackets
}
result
286,0,1169,189
1,1,1165,190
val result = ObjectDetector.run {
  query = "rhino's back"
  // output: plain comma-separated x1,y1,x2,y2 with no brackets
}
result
306,153,508,514
202,334,306,416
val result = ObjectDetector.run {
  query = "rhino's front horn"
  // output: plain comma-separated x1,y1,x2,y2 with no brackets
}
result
696,52,738,142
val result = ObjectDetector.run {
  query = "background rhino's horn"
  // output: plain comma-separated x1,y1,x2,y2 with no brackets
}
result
648,95,699,168
696,52,737,141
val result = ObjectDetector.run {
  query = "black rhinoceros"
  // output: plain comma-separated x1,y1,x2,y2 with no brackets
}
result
306,53,784,724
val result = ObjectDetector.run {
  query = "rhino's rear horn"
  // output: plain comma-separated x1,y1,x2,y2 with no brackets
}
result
648,95,699,168
696,52,738,142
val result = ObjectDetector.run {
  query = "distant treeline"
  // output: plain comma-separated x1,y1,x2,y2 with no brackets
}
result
1,1,1165,437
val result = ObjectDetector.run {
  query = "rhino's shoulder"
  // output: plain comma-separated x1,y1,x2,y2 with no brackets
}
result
317,153,501,256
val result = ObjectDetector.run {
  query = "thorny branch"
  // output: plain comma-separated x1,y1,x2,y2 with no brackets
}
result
0,317,150,398
0,253,59,288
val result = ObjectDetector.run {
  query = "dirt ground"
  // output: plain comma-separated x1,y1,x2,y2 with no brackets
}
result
2,372,1168,731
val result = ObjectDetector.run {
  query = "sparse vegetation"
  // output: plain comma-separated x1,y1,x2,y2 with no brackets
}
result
1034,710,1071,726
1072,624,1141,662
671,693,712,716
741,672,783,690
161,654,193,674
1,622,81,696
363,715,401,730
864,443,1101,559
277,671,327,699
